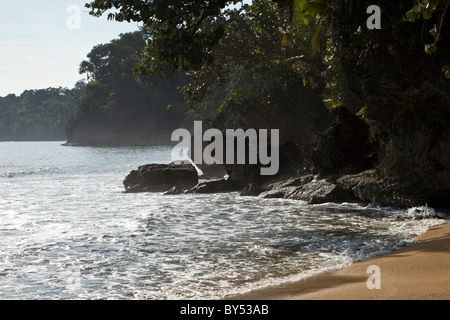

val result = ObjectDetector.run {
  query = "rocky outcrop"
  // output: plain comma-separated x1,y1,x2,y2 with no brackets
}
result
258,176,354,203
250,106,450,209
236,107,378,205
306,106,377,175
196,163,227,179
336,170,416,208
318,1,450,210
374,108,450,209
183,109,377,204
123,163,199,193
185,178,242,194
239,183,264,197
123,104,450,210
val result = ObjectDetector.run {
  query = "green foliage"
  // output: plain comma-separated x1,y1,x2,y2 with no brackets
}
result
83,0,449,147
405,0,441,22
85,0,331,77
292,0,327,25
0,86,83,141
178,0,326,120
86,0,242,76
169,0,329,145
68,31,187,145
443,65,450,79
405,0,449,77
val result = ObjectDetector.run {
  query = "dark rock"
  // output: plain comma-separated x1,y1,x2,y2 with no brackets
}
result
259,186,299,199
222,163,261,187
240,183,264,197
242,173,315,198
308,107,377,175
196,163,228,179
262,174,315,191
337,170,426,208
223,140,307,188
288,179,358,204
185,179,241,194
163,187,183,195
259,174,358,205
326,107,450,209
123,163,198,193
278,141,304,172
337,170,392,206
377,109,450,209
123,184,146,193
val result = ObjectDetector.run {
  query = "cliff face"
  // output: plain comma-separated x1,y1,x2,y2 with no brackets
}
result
208,81,330,186
199,1,450,209
327,0,450,208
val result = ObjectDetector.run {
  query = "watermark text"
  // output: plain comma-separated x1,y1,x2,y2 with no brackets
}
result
171,121,280,176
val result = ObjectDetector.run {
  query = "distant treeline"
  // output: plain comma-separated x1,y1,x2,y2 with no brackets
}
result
0,86,83,141
0,32,188,144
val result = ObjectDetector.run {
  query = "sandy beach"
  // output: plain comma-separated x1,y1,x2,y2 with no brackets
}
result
227,219,450,300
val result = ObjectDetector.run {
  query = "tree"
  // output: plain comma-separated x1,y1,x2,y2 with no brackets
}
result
65,31,188,146
0,87,83,141
84,1,333,143
84,1,334,73
86,0,244,75
176,0,329,148
84,0,449,137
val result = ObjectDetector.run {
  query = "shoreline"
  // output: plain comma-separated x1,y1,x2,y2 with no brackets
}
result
226,219,450,300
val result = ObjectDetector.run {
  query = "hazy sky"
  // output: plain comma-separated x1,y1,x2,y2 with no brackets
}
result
0,1,140,97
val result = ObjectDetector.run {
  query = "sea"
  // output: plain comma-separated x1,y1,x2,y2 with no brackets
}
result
0,141,445,300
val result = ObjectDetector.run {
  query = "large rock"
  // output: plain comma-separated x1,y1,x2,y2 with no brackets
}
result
374,109,450,209
288,179,358,204
185,178,242,194
123,163,198,193
224,140,307,188
196,163,228,179
335,170,424,208
258,175,358,205
307,107,377,175
239,183,264,197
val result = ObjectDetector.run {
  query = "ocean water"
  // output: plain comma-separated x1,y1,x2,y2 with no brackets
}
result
0,141,444,300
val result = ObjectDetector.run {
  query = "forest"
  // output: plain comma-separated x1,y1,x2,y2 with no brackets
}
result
3,0,448,146
0,85,83,141
74,0,449,146
65,31,187,146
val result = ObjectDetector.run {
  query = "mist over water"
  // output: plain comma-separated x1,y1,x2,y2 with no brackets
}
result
0,142,443,299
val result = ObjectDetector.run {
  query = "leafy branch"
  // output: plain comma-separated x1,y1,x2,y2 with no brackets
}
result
405,0,449,78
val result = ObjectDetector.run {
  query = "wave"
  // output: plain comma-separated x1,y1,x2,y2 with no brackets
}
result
0,167,61,178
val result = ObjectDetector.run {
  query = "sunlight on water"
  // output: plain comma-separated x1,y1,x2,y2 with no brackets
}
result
0,142,444,299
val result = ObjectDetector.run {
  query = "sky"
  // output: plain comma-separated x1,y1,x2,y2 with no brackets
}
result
0,1,140,97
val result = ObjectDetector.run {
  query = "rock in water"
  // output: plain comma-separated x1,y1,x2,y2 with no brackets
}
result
239,183,264,197
185,178,242,194
123,163,198,193
259,176,358,204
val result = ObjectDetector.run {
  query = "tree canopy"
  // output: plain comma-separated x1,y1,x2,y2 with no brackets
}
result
83,0,449,135
0,86,83,141
86,0,243,75
85,0,449,79
65,31,188,146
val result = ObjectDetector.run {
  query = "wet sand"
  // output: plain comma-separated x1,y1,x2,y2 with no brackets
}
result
227,220,450,300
